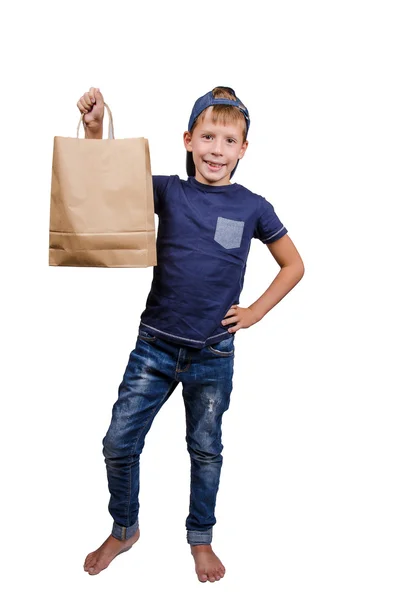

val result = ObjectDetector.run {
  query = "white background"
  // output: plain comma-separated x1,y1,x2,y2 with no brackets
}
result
1,0,396,598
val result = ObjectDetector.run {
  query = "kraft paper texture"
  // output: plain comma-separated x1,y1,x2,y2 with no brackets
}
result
49,104,157,267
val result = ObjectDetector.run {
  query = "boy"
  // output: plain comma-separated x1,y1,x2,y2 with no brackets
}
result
78,86,304,582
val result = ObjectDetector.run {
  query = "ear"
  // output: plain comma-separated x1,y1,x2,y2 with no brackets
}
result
238,140,249,160
183,131,193,152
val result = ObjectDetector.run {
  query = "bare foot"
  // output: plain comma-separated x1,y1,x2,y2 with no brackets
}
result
190,544,226,583
84,529,140,575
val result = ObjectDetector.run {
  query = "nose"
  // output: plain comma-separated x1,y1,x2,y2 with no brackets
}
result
211,139,223,156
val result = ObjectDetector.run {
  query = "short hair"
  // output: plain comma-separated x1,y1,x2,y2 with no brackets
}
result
190,87,248,141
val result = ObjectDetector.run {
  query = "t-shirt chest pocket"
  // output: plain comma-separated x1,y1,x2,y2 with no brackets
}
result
214,216,245,250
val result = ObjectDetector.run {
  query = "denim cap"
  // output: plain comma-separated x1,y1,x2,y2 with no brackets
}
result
186,87,250,179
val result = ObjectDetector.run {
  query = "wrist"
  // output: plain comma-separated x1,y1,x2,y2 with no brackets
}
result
84,122,103,139
248,305,263,324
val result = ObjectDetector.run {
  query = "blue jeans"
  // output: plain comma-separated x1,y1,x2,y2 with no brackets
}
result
102,326,235,546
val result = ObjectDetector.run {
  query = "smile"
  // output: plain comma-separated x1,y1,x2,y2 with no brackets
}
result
205,160,225,169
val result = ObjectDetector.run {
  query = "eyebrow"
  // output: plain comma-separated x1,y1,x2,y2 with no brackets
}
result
199,129,239,139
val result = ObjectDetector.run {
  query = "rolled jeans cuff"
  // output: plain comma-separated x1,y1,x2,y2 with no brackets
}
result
187,528,213,546
111,519,139,541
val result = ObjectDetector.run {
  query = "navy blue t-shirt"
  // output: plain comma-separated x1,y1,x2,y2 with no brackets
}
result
139,175,287,349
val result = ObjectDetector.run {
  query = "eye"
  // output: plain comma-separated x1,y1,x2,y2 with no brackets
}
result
226,138,237,144
202,134,213,140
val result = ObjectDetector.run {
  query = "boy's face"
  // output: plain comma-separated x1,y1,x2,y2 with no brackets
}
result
184,107,248,186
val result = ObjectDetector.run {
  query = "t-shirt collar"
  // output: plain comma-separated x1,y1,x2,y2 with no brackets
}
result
188,176,236,193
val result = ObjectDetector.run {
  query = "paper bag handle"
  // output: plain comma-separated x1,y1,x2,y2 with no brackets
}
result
77,102,115,139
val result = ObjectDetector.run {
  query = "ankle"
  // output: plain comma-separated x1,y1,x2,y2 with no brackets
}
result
191,544,212,552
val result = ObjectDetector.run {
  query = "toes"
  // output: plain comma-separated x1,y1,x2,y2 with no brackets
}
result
85,557,107,576
198,572,208,583
84,557,96,571
84,553,93,568
88,562,105,576
213,567,224,581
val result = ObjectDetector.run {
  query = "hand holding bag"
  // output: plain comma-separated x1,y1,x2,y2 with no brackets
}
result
49,103,157,267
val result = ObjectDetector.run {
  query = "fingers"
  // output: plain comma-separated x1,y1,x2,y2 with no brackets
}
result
225,322,237,332
223,309,237,320
76,88,102,114
222,318,237,326
77,100,84,114
227,325,238,333
77,92,95,113
222,314,232,322
92,87,103,100
77,98,92,114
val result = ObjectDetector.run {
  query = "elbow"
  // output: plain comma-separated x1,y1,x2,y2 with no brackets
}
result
279,257,305,283
298,260,305,280
291,259,305,284
297,260,305,282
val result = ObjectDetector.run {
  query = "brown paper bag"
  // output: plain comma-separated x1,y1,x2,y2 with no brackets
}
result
49,103,157,267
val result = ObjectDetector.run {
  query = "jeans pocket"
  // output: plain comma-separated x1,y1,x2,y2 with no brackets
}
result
208,336,235,357
137,328,157,343
214,217,245,249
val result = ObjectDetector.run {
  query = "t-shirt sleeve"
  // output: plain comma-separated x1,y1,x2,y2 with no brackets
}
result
152,175,170,215
253,196,288,244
